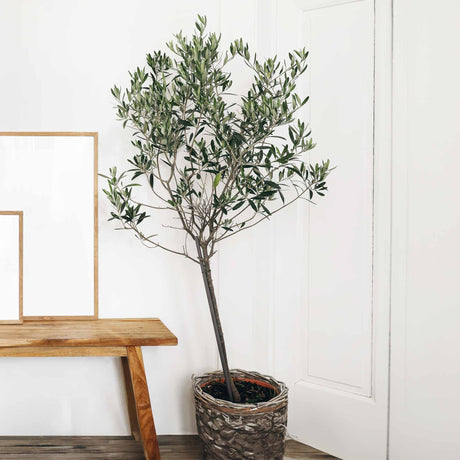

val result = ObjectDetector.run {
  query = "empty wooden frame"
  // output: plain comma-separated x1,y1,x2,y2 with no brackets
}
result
0,132,98,320
0,211,23,324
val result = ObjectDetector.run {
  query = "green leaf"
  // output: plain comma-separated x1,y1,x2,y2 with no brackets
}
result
232,201,245,211
213,172,221,188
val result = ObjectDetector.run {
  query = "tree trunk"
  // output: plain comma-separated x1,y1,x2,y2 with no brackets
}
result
195,240,241,403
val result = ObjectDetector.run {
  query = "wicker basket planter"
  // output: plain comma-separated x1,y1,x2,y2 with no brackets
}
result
192,369,288,460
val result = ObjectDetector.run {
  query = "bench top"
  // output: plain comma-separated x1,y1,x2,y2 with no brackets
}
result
0,319,178,348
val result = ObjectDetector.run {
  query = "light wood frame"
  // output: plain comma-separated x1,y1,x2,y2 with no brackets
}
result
0,132,99,320
0,211,23,324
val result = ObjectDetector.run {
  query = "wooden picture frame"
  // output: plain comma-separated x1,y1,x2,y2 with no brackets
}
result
0,132,98,320
0,211,23,324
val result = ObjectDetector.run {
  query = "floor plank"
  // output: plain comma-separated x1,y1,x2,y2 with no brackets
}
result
0,435,339,459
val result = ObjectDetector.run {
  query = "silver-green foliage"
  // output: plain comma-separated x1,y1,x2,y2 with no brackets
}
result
103,15,331,263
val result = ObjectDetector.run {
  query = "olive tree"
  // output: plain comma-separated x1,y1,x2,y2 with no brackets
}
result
103,16,331,402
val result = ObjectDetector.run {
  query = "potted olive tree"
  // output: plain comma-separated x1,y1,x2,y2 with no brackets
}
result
103,16,331,459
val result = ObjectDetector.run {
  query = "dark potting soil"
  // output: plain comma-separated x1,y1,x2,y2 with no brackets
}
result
202,379,277,404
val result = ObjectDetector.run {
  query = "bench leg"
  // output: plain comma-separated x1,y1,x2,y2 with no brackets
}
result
122,355,141,441
126,346,161,460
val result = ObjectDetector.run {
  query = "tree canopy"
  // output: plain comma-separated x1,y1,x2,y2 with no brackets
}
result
103,15,331,262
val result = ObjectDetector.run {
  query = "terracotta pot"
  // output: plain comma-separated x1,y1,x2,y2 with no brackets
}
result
192,369,288,460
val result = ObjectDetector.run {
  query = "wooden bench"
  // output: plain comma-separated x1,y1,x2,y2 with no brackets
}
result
0,319,178,460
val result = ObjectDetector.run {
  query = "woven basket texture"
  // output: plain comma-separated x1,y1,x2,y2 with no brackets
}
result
193,370,288,460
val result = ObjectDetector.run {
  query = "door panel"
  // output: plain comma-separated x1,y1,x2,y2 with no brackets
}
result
305,0,374,396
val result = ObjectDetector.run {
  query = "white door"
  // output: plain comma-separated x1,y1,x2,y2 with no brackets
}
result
270,1,392,458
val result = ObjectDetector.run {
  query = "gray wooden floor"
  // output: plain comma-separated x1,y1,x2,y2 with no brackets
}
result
0,435,338,459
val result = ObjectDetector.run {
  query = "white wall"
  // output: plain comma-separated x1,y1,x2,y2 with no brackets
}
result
390,0,460,458
0,0,264,435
